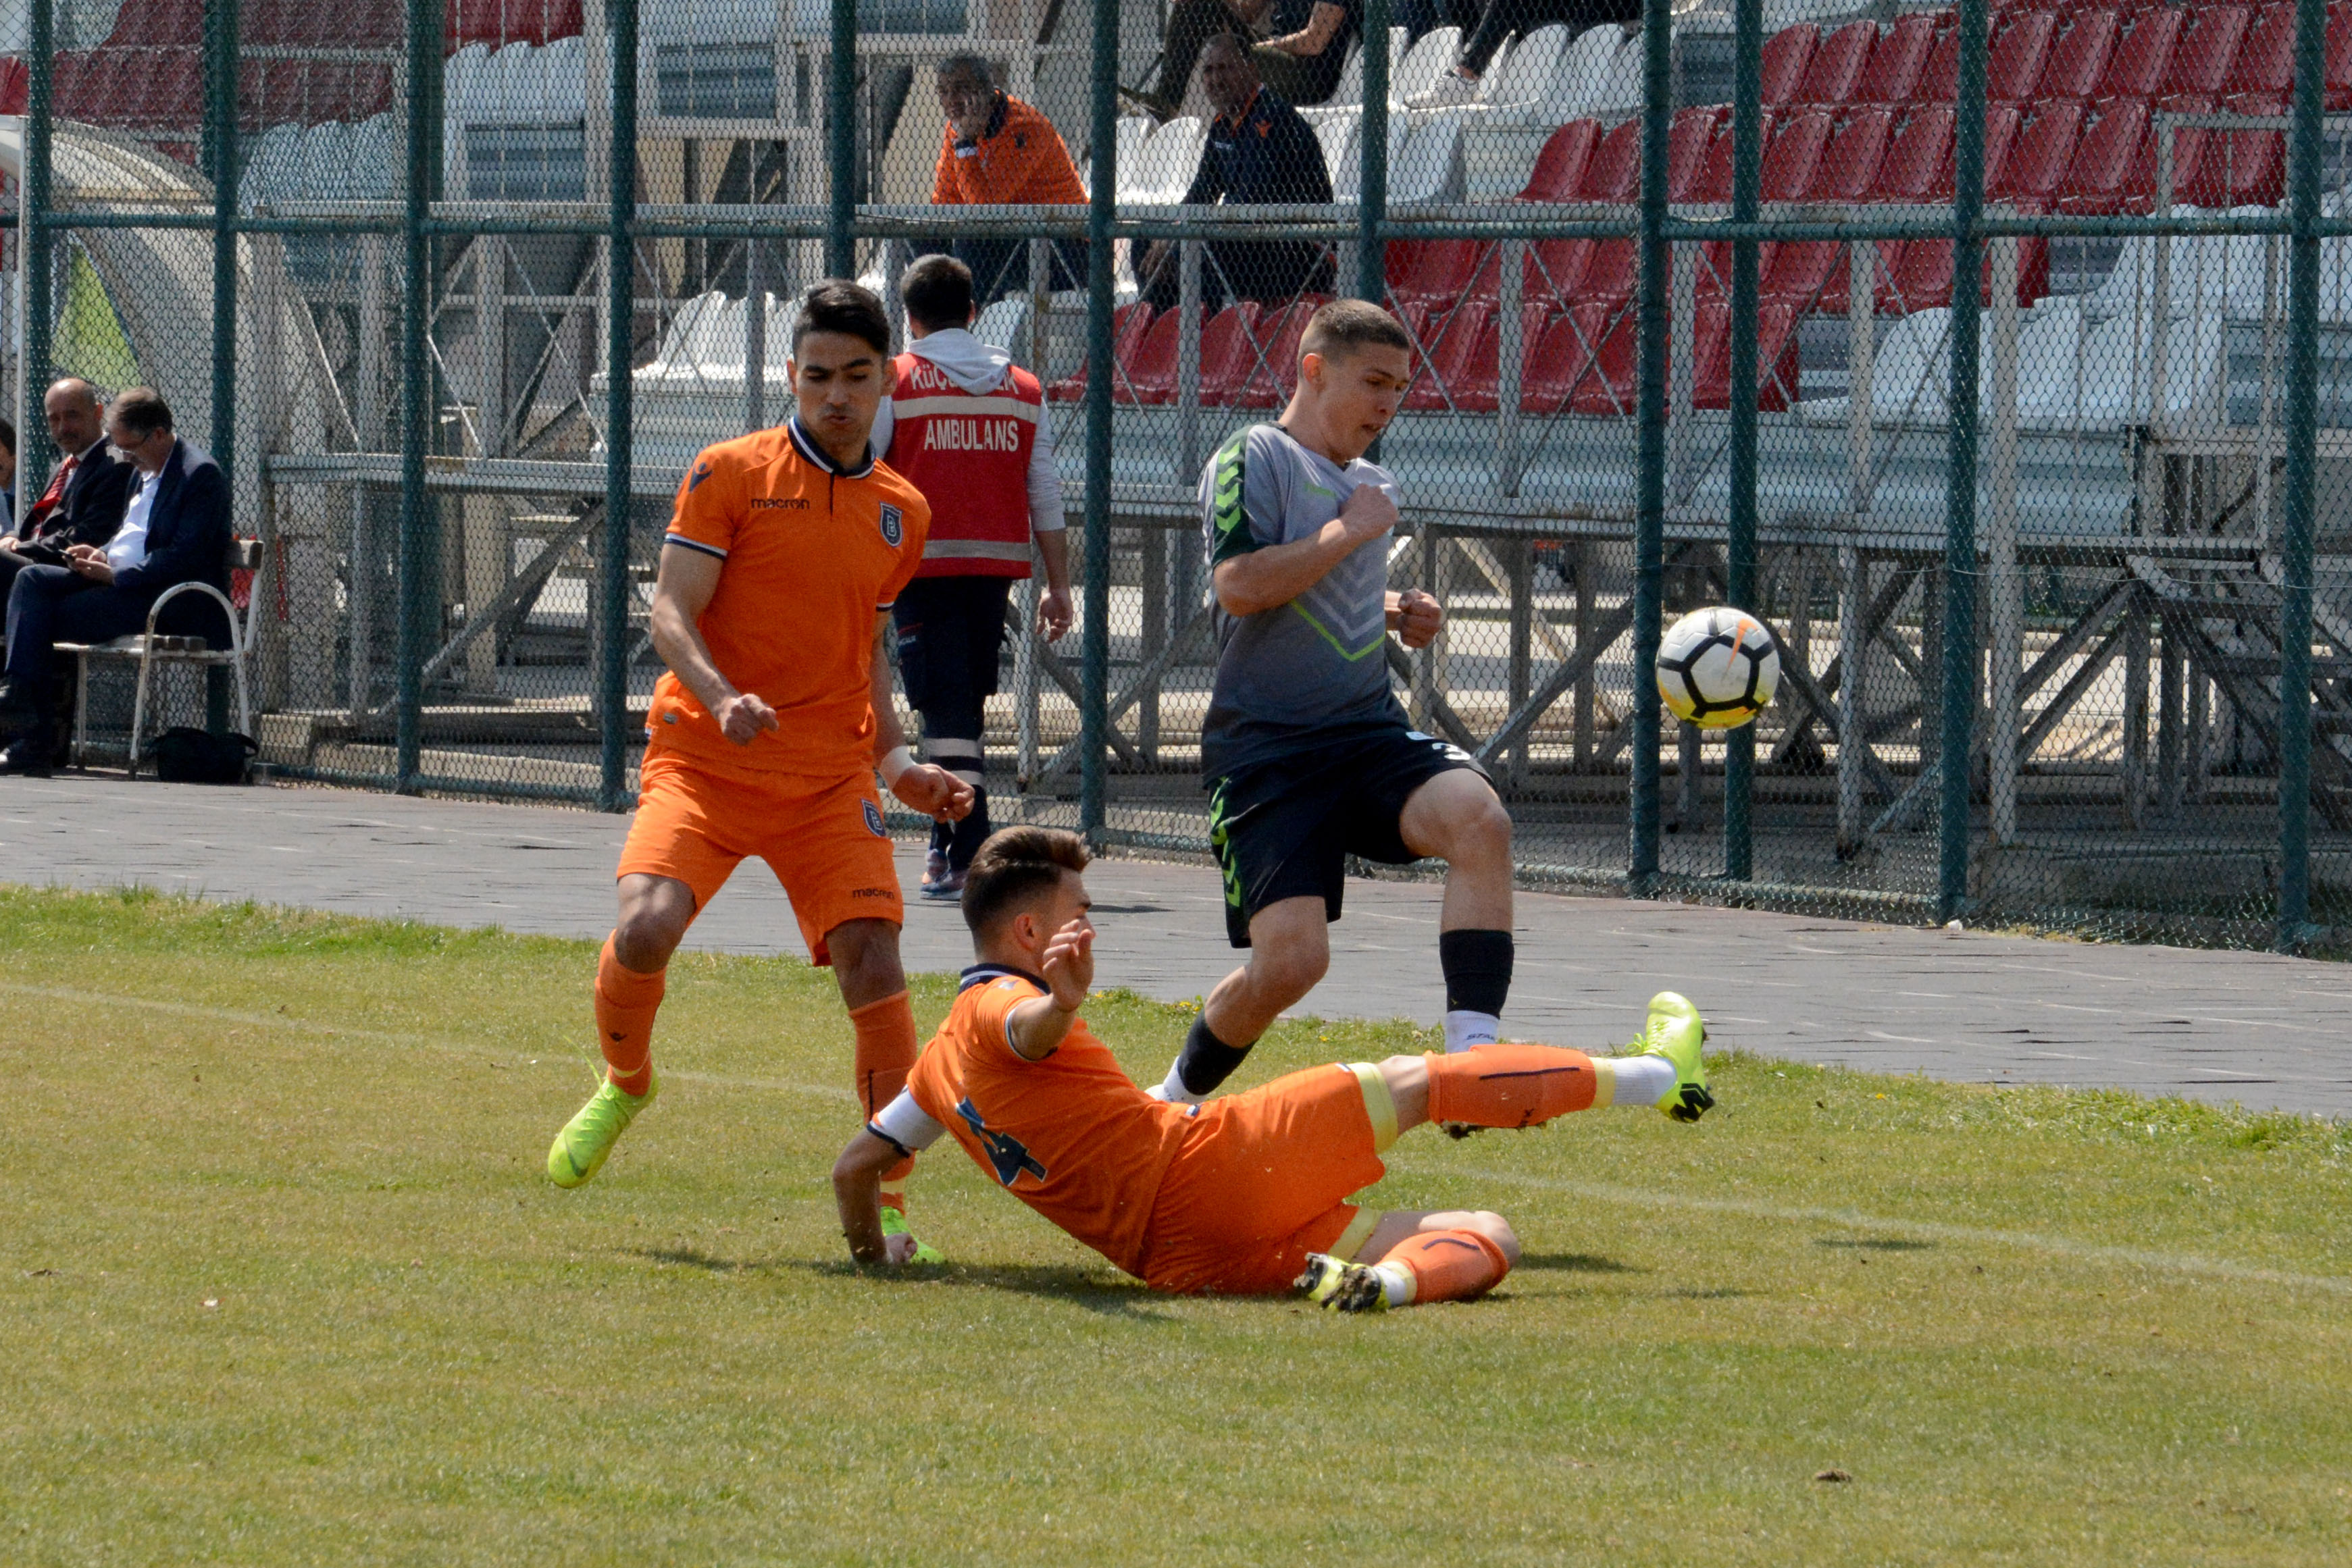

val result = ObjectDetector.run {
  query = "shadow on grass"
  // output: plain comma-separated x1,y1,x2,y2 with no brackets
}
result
1513,1252,1639,1274
1814,1237,1937,1252
778,1256,1183,1321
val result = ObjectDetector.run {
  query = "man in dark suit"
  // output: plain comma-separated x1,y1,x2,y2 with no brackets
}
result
0,388,231,773
0,378,134,594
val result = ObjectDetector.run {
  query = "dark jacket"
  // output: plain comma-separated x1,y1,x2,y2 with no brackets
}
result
1183,87,1334,209
18,441,133,555
114,438,231,607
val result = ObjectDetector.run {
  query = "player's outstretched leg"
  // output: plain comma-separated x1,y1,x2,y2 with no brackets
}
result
548,878,693,1187
1299,1211,1517,1312
1630,990,1712,1121
1419,993,1712,1128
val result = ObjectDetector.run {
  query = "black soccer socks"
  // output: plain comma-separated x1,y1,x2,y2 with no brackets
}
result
1439,927,1514,1053
1163,1012,1255,1102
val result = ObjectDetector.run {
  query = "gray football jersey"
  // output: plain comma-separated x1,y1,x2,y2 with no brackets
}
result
1198,423,1407,775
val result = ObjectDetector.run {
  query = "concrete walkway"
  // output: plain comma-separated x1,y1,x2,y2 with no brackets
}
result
2,775,2346,1117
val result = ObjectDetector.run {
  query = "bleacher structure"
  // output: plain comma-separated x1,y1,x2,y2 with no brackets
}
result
14,1,2352,941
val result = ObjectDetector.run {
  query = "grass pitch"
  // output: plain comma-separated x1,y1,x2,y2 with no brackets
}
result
3,885,2350,1566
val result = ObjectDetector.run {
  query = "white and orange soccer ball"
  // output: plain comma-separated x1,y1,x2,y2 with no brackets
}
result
1656,606,1781,729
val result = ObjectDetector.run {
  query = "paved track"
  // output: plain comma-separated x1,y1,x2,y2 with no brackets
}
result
2,776,2345,1116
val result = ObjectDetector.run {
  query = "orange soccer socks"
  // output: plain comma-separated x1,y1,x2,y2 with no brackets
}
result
594,935,666,1096
1422,1042,1600,1130
850,990,921,1210
1374,1228,1512,1306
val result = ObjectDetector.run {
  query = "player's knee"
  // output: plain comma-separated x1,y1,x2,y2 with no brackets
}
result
1466,1210,1520,1267
613,899,690,971
1250,939,1328,1005
1454,793,1514,865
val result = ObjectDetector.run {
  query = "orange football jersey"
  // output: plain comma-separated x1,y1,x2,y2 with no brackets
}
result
907,965,1191,1276
649,418,930,778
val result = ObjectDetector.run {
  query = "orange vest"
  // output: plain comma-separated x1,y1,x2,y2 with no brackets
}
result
888,352,1044,580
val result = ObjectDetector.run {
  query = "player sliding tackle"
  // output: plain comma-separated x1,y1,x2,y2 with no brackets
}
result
834,829,1713,1311
546,282,971,1256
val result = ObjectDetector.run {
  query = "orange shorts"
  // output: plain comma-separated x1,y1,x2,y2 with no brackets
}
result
1139,1063,1392,1295
619,749,903,965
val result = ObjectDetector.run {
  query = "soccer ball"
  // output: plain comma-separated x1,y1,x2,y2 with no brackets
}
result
1656,606,1781,729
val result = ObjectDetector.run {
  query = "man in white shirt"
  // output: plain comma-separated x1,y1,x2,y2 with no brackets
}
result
1,388,231,774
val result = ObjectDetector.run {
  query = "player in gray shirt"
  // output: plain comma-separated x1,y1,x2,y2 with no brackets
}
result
1148,300,1523,1109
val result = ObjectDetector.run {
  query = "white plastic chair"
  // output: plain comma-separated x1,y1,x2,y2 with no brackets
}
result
1391,116,1463,203
1482,23,1570,110
1314,111,1361,191
66,539,259,776
1329,41,1365,106
1392,26,1461,104
1134,116,1204,204
1548,23,1626,120
973,296,1030,350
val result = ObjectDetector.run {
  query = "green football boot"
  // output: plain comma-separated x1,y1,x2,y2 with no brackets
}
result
1294,1253,1390,1313
1633,991,1713,1122
880,1205,944,1264
546,1070,659,1188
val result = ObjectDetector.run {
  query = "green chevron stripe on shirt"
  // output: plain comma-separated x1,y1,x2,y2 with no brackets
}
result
1289,600,1389,660
1207,431,1261,565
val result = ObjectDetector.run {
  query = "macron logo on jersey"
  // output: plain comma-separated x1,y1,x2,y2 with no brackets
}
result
921,417,1025,454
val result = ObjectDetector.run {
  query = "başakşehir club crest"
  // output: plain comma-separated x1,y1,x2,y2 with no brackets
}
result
863,798,888,837
879,504,904,547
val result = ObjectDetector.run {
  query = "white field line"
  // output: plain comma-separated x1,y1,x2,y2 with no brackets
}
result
1436,1164,2352,1297
0,981,856,1102
21,981,2348,1295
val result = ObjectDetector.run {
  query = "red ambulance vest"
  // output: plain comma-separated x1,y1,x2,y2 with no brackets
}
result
887,352,1045,579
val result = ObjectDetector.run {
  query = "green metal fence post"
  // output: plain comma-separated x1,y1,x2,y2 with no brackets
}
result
1939,0,1991,923
827,0,857,278
2278,0,2327,948
1356,0,1389,303
601,0,640,812
1079,0,1117,840
208,0,239,490
1631,0,1672,891
1724,0,1760,881
21,0,53,481
396,0,441,792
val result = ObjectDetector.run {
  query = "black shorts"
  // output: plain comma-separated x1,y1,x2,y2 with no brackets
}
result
891,575,1013,737
1207,725,1487,948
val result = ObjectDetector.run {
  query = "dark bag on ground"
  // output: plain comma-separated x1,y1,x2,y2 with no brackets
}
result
149,727,256,784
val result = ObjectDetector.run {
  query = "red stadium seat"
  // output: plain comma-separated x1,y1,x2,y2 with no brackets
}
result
1884,235,2050,311
2053,95,2152,213
1576,117,1644,202
1693,109,1829,205
1871,105,1955,201
0,58,26,117
1693,239,1766,302
1522,310,1595,413
1518,119,1600,202
1797,19,1876,105
1194,304,1267,405
2330,7,2352,111
1404,300,1497,411
2226,3,2298,96
1234,295,1333,409
2160,5,2251,99
1849,13,1940,105
105,0,205,47
1060,302,1153,402
2036,9,2120,100
152,48,203,126
1761,241,1847,308
1423,303,1550,413
1389,240,1498,308
1566,303,1641,417
1666,105,1727,202
1990,98,2083,203
1918,24,1961,103
2112,94,2215,212
1693,302,1799,412
1760,24,1818,107
1973,102,2024,203
453,0,586,47
1987,9,2057,101
1806,106,1893,203
1526,236,1593,309
1577,238,1640,307
2201,93,2287,207
2092,6,2182,99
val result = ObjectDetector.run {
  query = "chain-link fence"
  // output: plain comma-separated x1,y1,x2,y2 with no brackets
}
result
9,0,2352,952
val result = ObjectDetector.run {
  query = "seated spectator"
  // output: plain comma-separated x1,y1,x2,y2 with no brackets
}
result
1138,0,1361,120
0,417,15,528
1408,4,1639,109
0,388,230,775
0,378,134,596
1140,34,1335,313
931,53,1089,305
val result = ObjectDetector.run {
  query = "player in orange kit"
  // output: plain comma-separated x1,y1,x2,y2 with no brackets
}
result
832,828,1714,1310
546,282,973,1254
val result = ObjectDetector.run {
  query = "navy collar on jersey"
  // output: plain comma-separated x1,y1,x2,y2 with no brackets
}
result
787,415,876,479
960,962,1046,993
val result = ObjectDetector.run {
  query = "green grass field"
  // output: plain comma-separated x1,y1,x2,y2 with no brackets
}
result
4,885,2349,1565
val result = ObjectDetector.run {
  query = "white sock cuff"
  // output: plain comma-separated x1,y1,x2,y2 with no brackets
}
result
1375,1260,1417,1307
1443,1010,1502,1053
1154,1060,1206,1105
1607,1053,1679,1107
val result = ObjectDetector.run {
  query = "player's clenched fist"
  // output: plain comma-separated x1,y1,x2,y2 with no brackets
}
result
1336,481,1400,546
714,691,781,745
1391,587,1441,650
892,763,976,823
1040,918,1094,1010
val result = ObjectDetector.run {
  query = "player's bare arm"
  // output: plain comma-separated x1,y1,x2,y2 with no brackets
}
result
648,542,779,744
1213,481,1398,617
833,1131,920,1265
869,612,977,822
1035,529,1075,641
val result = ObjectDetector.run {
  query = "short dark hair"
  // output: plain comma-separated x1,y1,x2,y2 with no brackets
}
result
900,254,976,334
0,416,14,456
1300,298,1414,365
110,386,174,440
792,280,893,359
962,827,1090,938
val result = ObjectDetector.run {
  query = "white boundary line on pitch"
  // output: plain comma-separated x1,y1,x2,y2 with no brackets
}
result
1437,1165,2352,1297
0,981,857,1103
20,981,2348,1296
